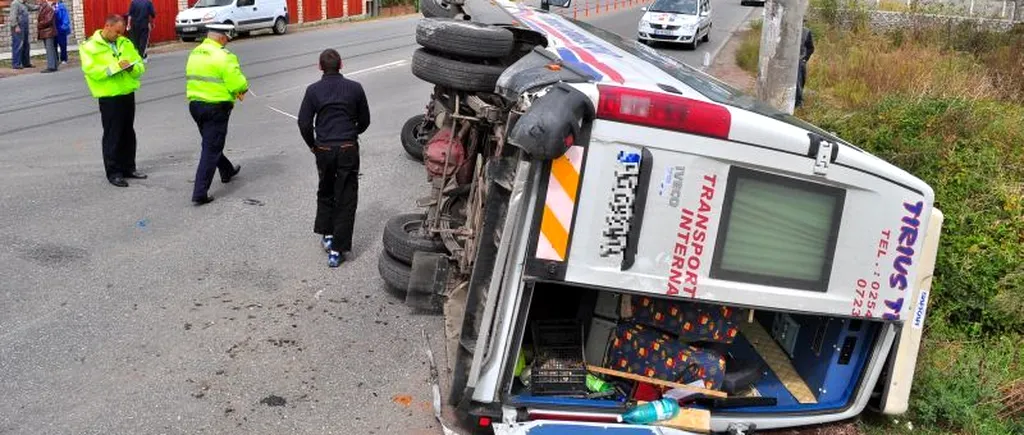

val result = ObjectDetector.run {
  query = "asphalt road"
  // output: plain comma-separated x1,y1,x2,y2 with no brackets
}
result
0,3,755,434
583,0,760,70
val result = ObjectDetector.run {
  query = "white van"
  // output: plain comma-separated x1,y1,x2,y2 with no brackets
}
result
637,0,712,49
384,1,943,433
174,0,289,42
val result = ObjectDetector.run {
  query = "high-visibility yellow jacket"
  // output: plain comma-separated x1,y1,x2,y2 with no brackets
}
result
185,38,249,103
79,30,145,98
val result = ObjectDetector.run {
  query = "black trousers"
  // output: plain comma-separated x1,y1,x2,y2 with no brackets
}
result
314,145,359,252
129,26,150,58
189,101,236,201
796,60,807,107
98,93,138,179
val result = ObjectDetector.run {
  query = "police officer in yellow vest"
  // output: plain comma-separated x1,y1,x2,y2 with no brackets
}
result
80,14,147,188
185,23,247,205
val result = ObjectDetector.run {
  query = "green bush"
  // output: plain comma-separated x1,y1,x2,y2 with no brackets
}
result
731,10,1024,432
734,20,762,74
807,97,1024,336
804,96,1024,433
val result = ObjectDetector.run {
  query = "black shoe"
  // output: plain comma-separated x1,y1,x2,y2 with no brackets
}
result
108,176,129,187
125,171,148,179
41,69,56,73
221,165,241,183
192,196,215,206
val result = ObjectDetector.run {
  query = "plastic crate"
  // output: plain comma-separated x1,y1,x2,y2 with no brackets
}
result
530,320,589,396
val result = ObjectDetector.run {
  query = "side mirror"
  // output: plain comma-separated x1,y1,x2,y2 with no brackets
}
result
700,10,709,16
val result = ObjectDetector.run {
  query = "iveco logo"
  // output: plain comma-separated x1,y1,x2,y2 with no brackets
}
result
669,166,686,208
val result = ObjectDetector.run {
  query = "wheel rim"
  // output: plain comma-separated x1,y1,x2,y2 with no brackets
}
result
402,219,428,239
435,0,454,11
413,122,436,145
276,19,285,33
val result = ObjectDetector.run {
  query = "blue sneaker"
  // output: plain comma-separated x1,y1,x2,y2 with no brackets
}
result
321,236,334,253
328,251,342,268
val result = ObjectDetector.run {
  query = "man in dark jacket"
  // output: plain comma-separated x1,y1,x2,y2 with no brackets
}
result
796,23,815,108
126,0,155,58
37,0,58,72
297,49,371,268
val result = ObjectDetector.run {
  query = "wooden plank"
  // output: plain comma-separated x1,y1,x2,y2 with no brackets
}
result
586,365,728,399
655,407,711,433
740,321,818,404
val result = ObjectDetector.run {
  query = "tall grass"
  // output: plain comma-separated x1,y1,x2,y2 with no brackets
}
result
735,20,762,74
730,7,1024,433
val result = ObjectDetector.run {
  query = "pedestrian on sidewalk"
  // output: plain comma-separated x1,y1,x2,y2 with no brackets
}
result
80,14,148,187
297,49,371,267
126,0,155,59
795,21,815,108
184,24,246,206
55,0,72,64
7,0,39,69
37,0,58,72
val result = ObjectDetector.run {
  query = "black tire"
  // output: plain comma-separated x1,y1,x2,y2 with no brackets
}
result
702,28,710,42
411,49,505,93
378,252,411,295
416,18,514,59
182,36,196,42
401,114,431,161
382,213,447,265
420,0,460,18
273,17,287,35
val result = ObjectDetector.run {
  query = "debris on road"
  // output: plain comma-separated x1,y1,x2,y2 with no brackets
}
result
260,395,287,407
422,329,462,435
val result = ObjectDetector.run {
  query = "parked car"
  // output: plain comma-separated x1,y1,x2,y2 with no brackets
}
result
637,0,712,49
385,0,943,433
174,0,289,42
740,0,766,7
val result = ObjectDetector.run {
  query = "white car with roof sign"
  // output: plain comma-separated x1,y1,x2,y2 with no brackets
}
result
387,1,943,433
637,0,712,49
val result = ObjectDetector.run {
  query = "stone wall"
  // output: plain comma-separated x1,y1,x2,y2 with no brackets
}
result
816,7,1021,32
866,9,1020,31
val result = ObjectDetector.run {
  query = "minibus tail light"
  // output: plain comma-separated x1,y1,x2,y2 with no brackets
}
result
596,84,731,140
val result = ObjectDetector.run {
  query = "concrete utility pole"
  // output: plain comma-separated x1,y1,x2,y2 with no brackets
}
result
755,0,810,114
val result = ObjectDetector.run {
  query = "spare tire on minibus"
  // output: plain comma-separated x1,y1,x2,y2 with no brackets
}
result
416,18,515,59
411,49,505,93
420,0,461,18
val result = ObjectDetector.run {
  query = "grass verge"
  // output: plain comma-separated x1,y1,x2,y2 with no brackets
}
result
733,6,1024,434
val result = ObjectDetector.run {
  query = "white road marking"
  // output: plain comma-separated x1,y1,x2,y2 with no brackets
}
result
258,59,409,98
266,105,298,119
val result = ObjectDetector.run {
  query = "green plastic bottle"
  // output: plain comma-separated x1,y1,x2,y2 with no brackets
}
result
585,374,614,393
